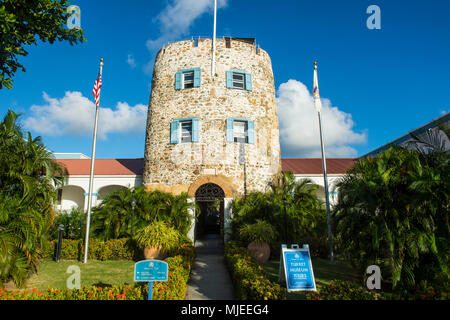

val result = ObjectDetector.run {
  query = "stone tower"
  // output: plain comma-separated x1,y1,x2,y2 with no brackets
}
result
143,37,281,240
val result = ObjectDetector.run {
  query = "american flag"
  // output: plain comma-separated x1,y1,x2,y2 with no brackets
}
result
92,70,102,108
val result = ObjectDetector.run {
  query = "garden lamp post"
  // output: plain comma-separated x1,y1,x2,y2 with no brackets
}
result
131,197,136,239
282,197,288,245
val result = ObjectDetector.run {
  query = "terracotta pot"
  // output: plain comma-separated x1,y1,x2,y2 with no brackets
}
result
143,247,167,260
247,241,270,265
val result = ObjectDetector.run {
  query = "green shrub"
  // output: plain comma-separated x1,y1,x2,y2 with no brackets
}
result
224,241,286,300
306,280,385,300
41,238,134,261
239,220,277,245
49,208,85,240
135,221,180,253
401,275,450,300
138,243,196,300
0,285,143,300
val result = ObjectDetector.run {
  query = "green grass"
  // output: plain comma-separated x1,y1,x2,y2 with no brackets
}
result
263,257,362,300
24,260,136,291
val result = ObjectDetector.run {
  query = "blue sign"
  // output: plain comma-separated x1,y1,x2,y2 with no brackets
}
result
134,259,168,282
279,244,316,292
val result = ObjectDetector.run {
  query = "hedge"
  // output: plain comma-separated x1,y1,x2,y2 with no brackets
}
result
42,238,134,261
224,241,286,300
2,243,196,300
0,285,142,300
306,280,385,300
305,279,450,300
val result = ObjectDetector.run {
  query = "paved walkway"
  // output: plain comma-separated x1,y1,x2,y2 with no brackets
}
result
186,235,234,300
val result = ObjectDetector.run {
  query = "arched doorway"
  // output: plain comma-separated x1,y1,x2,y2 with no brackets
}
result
194,183,225,240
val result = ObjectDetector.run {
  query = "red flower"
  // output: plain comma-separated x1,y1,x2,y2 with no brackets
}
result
32,288,38,293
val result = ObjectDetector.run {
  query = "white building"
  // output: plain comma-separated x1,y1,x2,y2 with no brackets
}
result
55,158,143,211
54,157,354,211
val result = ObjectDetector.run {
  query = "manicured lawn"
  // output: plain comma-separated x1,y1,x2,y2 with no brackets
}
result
24,260,136,291
263,257,362,300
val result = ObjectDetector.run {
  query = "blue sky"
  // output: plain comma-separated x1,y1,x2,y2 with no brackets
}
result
1,0,449,159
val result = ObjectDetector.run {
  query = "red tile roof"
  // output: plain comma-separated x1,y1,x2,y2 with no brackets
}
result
55,158,356,176
55,159,144,175
281,158,357,175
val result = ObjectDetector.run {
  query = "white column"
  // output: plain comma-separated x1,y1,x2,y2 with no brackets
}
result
83,193,89,211
187,197,196,242
223,198,233,242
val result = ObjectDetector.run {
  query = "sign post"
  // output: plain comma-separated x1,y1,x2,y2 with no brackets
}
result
279,244,316,292
134,259,168,300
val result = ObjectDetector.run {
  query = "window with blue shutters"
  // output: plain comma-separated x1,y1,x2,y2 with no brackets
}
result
170,117,199,144
226,118,255,144
175,68,201,90
226,70,252,91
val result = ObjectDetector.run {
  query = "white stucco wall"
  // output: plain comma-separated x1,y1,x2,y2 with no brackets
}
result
293,174,344,206
57,175,143,211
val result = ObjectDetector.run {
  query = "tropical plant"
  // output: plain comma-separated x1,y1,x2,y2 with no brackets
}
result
239,220,277,245
50,207,85,240
92,187,197,240
134,221,180,254
333,145,449,295
0,110,66,287
91,187,140,240
231,172,326,255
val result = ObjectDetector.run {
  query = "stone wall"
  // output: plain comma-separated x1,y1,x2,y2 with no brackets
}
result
143,38,281,197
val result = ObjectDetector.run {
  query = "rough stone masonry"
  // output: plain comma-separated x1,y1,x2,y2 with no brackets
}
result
143,38,281,198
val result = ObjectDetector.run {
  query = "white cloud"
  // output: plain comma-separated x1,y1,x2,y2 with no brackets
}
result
127,54,137,68
277,79,367,157
23,91,147,140
146,0,228,52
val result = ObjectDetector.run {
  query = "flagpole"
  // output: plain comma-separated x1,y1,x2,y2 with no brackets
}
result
83,58,103,264
211,0,217,77
313,61,334,263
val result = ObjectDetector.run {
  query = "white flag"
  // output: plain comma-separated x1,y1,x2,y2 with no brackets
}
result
313,62,322,112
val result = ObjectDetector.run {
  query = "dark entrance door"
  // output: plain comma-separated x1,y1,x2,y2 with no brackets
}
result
194,183,225,241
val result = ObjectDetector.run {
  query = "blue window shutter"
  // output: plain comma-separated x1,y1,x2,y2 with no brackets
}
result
245,73,253,91
247,120,255,144
170,120,179,144
193,68,201,87
226,71,233,88
175,72,182,90
192,118,199,142
226,118,234,142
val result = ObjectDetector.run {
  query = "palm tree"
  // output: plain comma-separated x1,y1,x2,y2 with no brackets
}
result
92,187,135,240
92,186,198,240
232,171,326,248
333,146,448,294
0,109,66,287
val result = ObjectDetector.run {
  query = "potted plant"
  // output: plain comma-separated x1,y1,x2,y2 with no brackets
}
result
134,221,180,260
239,220,277,265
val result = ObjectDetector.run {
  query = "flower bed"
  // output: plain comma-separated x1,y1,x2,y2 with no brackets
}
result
306,278,450,300
306,280,385,300
224,241,286,300
0,285,142,300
